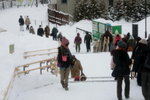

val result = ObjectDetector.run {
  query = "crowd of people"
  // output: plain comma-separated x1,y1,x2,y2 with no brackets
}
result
18,15,60,40
19,15,150,100
57,31,150,100
110,35,150,100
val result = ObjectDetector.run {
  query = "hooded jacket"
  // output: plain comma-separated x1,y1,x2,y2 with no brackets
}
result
112,48,131,77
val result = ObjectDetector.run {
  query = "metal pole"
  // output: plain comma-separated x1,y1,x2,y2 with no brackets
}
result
36,0,38,7
10,0,13,8
2,0,4,9
145,0,147,38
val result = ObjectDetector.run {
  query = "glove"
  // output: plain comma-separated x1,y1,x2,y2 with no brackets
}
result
131,72,136,79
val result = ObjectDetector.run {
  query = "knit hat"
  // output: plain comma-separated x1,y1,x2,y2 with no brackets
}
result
139,39,147,45
117,40,127,48
61,37,69,48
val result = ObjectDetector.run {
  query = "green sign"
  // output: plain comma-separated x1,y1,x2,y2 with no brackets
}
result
9,44,14,54
112,25,122,34
92,20,122,40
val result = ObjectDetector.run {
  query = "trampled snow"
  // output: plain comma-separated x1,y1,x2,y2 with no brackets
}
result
0,3,149,100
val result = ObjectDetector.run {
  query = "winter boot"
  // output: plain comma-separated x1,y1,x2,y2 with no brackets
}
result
61,81,65,88
64,83,69,91
65,87,69,91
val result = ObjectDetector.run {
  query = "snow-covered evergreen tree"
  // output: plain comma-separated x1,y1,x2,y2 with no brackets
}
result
98,0,106,19
107,6,116,21
114,0,124,21
74,0,89,21
74,0,106,21
131,0,145,22
74,0,150,22
124,0,133,22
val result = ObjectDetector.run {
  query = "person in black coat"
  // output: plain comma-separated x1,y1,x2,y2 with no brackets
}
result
18,15,24,31
111,40,132,100
84,32,92,52
141,40,150,100
131,39,150,100
57,37,73,91
51,27,58,40
37,25,44,37
131,39,147,86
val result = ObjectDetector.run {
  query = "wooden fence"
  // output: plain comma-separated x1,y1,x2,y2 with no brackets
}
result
16,57,58,75
48,8,70,25
24,48,57,59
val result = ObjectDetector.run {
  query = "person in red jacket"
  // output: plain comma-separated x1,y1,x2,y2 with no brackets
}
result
114,34,122,48
74,33,82,52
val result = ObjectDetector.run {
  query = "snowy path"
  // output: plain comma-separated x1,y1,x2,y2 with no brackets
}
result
9,72,144,100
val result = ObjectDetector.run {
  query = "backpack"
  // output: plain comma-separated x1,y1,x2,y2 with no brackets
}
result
144,53,150,69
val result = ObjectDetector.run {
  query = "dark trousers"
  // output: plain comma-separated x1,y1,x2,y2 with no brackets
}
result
137,72,142,86
26,25,29,30
142,72,150,100
60,67,70,88
117,76,130,100
53,35,57,40
75,44,80,52
86,42,91,52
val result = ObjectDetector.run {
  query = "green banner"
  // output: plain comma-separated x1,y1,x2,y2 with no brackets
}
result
112,25,122,34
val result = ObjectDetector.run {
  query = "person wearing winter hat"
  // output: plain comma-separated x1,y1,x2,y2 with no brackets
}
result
139,39,147,45
111,40,132,100
131,39,147,87
117,40,127,49
61,37,69,48
57,36,72,91
74,33,82,52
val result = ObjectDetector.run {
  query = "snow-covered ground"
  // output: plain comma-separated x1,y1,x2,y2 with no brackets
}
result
0,3,149,100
